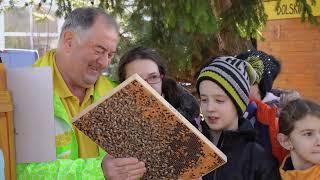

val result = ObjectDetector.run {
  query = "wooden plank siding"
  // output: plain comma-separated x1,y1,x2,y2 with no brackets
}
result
258,17,320,102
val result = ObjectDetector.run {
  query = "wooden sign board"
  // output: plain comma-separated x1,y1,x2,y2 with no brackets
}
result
264,0,320,20
73,74,227,179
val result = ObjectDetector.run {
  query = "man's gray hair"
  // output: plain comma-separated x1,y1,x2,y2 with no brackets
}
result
60,7,119,37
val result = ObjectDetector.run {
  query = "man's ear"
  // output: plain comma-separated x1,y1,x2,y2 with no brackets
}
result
61,31,75,52
277,133,293,150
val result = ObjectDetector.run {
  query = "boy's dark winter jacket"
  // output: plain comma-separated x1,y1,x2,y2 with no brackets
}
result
201,118,281,180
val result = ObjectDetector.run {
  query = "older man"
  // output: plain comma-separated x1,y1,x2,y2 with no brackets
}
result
17,7,145,179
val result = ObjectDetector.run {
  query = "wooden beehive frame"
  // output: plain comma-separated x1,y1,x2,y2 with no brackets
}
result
73,74,226,179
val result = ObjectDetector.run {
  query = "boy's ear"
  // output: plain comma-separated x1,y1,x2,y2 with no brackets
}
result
277,133,293,150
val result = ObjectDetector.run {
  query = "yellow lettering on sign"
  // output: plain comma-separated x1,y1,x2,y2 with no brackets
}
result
264,0,320,20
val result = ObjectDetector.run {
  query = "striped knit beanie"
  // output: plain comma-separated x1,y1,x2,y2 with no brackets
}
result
196,56,256,116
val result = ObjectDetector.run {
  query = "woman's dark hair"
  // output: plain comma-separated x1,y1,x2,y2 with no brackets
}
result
118,46,166,82
279,99,320,135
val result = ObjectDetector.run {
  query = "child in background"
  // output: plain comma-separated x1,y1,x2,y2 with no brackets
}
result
238,51,287,164
279,89,300,109
237,51,280,153
236,50,282,105
196,56,280,180
277,99,320,179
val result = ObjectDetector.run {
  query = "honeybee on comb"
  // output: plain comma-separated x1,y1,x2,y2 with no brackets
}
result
73,74,227,179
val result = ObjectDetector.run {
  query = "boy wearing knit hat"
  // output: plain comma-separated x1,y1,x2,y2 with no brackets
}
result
196,56,280,180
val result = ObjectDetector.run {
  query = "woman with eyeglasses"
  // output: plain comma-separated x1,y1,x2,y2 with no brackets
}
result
117,46,200,127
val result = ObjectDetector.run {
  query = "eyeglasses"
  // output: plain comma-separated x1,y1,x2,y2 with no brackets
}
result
143,74,163,84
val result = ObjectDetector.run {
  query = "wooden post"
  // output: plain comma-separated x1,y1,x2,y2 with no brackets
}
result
0,63,16,180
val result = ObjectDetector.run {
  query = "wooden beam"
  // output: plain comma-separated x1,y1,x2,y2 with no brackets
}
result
0,91,13,113
0,63,16,180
